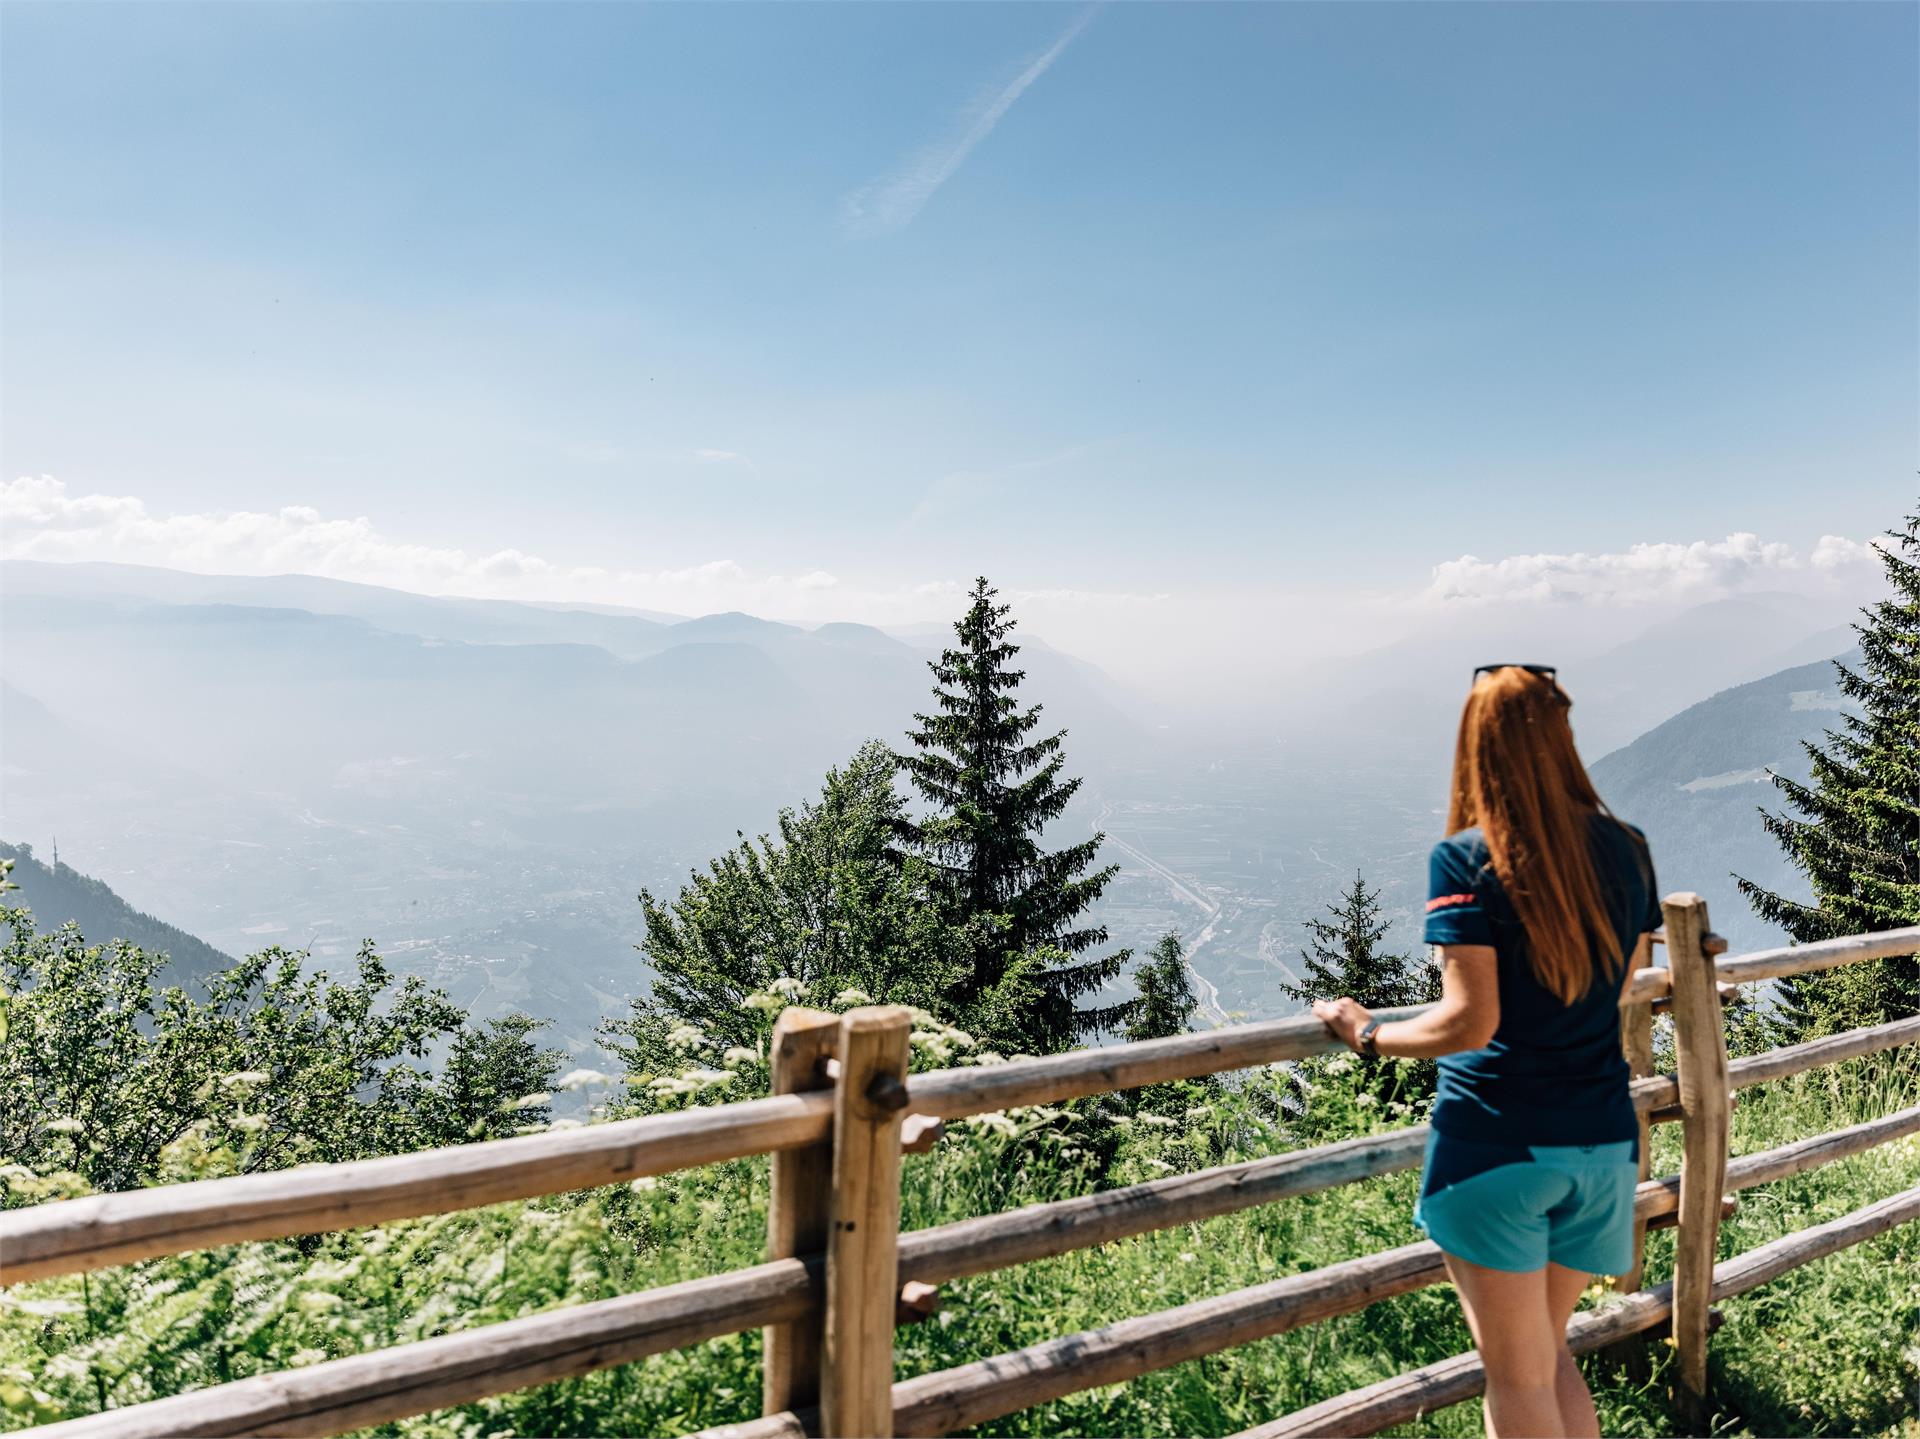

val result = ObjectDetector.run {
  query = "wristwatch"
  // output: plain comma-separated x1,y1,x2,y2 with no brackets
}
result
1357,1018,1384,1057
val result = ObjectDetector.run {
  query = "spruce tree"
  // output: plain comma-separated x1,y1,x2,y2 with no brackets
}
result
1278,872,1440,1012
1736,503,1920,1037
1126,930,1198,1042
896,577,1133,1053
1282,872,1440,1126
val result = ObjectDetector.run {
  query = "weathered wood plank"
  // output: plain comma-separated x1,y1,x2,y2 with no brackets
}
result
1601,937,1659,1375
906,969,1667,1124
31,1260,817,1439
0,1093,834,1287
1620,936,1656,1296
1708,1182,1920,1299
897,1125,1429,1285
889,1241,1446,1438
1726,1012,1920,1089
821,1006,910,1439
1715,924,1920,988
1666,893,1730,1425
905,1007,1433,1121
762,1009,840,1417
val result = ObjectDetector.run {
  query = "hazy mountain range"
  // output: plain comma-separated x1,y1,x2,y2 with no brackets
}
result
0,558,1866,1056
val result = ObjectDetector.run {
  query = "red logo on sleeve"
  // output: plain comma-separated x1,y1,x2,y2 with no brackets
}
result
1425,893,1478,912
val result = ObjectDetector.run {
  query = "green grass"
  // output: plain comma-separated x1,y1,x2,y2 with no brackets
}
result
3,1057,1915,1437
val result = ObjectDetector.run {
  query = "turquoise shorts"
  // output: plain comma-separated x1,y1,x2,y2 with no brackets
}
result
1414,1129,1639,1275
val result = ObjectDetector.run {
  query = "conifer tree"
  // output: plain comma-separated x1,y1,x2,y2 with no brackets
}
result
1278,872,1440,1012
896,578,1133,1052
1282,873,1440,1125
1737,504,1920,1037
607,741,979,1087
1126,930,1198,1043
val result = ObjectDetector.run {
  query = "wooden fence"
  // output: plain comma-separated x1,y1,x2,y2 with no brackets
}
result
5,897,1919,1439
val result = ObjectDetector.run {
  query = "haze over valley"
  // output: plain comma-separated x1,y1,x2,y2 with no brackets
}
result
0,556,1872,1063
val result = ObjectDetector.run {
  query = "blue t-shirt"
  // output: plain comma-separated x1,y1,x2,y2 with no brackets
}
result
1423,815,1659,1147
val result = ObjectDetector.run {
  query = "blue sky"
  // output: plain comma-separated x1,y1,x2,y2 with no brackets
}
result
1,2,1913,674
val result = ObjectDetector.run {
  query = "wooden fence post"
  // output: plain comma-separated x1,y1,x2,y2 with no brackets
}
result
1666,893,1730,1426
821,1005,911,1439
762,1008,841,1418
1601,933,1657,1377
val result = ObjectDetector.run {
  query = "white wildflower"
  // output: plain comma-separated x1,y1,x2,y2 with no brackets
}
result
505,1091,553,1111
965,1111,1018,1138
555,1067,613,1091
768,976,806,998
43,1117,84,1135
219,1070,271,1091
0,1296,83,1316
666,1024,707,1052
835,987,875,1008
744,991,784,1012
1178,1251,1197,1263
630,1176,659,1192
1325,1056,1354,1076
721,1046,761,1069
1355,1093,1377,1107
228,1112,269,1133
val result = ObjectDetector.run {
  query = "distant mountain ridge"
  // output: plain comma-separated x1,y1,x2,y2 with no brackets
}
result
1590,647,1862,957
0,839,233,988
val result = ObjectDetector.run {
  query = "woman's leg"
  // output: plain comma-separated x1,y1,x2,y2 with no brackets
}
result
1443,1252,1565,1439
1545,1263,1600,1438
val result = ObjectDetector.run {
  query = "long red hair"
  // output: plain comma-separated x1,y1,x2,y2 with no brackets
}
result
1445,667,1626,1005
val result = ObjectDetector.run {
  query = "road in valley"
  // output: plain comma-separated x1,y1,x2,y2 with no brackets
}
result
1095,806,1230,1025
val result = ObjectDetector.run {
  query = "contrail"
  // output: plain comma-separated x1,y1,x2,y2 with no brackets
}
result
843,6,1098,236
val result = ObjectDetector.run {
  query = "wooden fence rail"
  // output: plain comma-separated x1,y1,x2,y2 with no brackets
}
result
8,913,1919,1439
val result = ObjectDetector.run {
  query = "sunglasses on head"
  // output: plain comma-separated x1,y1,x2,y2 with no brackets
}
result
1473,663,1558,683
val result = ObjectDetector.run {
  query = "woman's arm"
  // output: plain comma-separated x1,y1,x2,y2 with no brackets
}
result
1311,945,1500,1059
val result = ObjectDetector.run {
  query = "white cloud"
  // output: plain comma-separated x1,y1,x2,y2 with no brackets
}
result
0,477,1170,643
692,449,742,463
842,7,1096,236
1422,530,1881,606
1810,533,1891,570
0,476,829,616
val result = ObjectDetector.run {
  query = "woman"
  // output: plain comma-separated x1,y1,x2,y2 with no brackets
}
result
1313,664,1658,1439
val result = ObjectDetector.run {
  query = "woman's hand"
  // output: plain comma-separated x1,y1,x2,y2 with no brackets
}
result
1312,996,1374,1052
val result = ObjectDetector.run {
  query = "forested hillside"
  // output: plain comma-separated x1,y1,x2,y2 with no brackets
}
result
1590,649,1860,957
0,841,230,989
